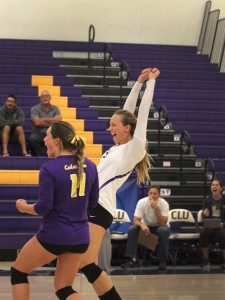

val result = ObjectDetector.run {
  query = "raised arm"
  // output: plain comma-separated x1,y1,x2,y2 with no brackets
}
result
123,68,152,113
134,68,160,144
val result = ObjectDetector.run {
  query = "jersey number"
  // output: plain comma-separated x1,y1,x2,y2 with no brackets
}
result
70,173,86,198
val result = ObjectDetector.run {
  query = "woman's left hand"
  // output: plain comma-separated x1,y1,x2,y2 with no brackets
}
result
149,68,160,80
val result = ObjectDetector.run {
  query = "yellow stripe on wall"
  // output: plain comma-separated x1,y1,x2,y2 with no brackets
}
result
90,157,100,165
0,156,101,184
85,144,102,158
60,108,76,119
31,75,53,86
38,86,61,97
66,119,84,131
0,171,39,184
51,97,68,108
76,131,93,144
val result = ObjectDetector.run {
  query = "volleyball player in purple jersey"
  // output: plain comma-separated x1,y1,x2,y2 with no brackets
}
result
11,121,99,300
79,68,160,299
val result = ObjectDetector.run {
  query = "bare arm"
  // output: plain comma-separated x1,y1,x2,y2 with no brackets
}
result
48,114,62,124
16,199,38,216
32,114,62,127
133,216,150,235
150,199,168,225
134,68,160,143
153,207,168,225
123,69,152,113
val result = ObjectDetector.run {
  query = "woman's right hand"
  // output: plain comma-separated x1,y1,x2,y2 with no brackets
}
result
137,68,151,83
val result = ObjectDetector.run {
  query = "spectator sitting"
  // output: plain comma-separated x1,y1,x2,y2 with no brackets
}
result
121,185,170,270
0,95,30,157
29,90,62,156
199,179,225,269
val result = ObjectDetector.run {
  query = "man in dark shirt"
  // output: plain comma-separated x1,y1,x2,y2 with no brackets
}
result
0,95,30,156
29,90,62,156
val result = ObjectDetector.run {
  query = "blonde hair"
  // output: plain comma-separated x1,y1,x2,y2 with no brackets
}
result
113,109,151,184
50,121,85,186
136,142,151,185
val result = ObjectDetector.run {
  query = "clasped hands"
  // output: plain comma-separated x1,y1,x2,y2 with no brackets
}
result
137,68,160,83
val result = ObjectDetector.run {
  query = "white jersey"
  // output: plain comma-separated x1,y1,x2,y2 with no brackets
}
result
97,79,156,216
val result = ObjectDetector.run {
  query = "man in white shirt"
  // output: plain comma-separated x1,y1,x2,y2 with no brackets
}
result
121,185,170,270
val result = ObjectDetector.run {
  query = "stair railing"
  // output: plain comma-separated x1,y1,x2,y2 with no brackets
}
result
204,158,216,198
119,60,129,108
87,24,95,67
103,43,112,86
157,105,168,155
179,130,191,182
197,1,211,53
200,9,220,58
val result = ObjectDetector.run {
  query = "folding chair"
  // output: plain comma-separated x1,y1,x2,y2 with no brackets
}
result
168,209,200,266
110,209,131,265
110,209,131,240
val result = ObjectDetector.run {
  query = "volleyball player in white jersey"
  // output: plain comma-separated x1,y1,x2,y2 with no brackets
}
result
80,68,160,299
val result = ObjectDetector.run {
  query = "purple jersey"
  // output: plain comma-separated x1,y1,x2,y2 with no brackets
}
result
35,155,99,245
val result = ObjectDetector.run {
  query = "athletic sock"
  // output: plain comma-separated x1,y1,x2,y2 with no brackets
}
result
102,286,122,300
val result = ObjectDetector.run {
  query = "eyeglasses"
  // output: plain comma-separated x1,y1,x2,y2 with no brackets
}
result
41,95,50,98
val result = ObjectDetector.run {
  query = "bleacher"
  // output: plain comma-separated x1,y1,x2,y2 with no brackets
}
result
0,36,223,264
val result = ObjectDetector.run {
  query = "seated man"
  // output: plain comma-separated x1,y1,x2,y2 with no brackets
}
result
121,185,170,270
29,90,62,156
0,95,30,156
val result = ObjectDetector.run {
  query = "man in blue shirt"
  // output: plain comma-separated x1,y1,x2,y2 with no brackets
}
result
29,90,61,156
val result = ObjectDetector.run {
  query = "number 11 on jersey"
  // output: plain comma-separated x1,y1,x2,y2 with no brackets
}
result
70,173,86,198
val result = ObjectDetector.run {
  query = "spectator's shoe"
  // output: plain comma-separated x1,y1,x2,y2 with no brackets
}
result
121,259,139,269
158,261,167,271
200,259,210,269
23,153,31,157
221,260,225,270
2,153,9,157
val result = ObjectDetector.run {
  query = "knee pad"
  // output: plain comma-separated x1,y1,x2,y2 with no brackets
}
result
80,263,103,283
11,267,28,285
55,286,77,300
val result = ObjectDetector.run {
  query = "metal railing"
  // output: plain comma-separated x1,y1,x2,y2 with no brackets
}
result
197,1,225,72
179,130,191,182
119,60,129,108
87,24,95,67
220,47,225,72
204,158,216,198
102,43,112,86
197,1,211,53
157,105,168,155
201,9,220,58
210,18,225,65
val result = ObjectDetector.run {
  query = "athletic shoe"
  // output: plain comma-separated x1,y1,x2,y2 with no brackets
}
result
121,259,139,268
200,259,210,269
158,261,167,271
